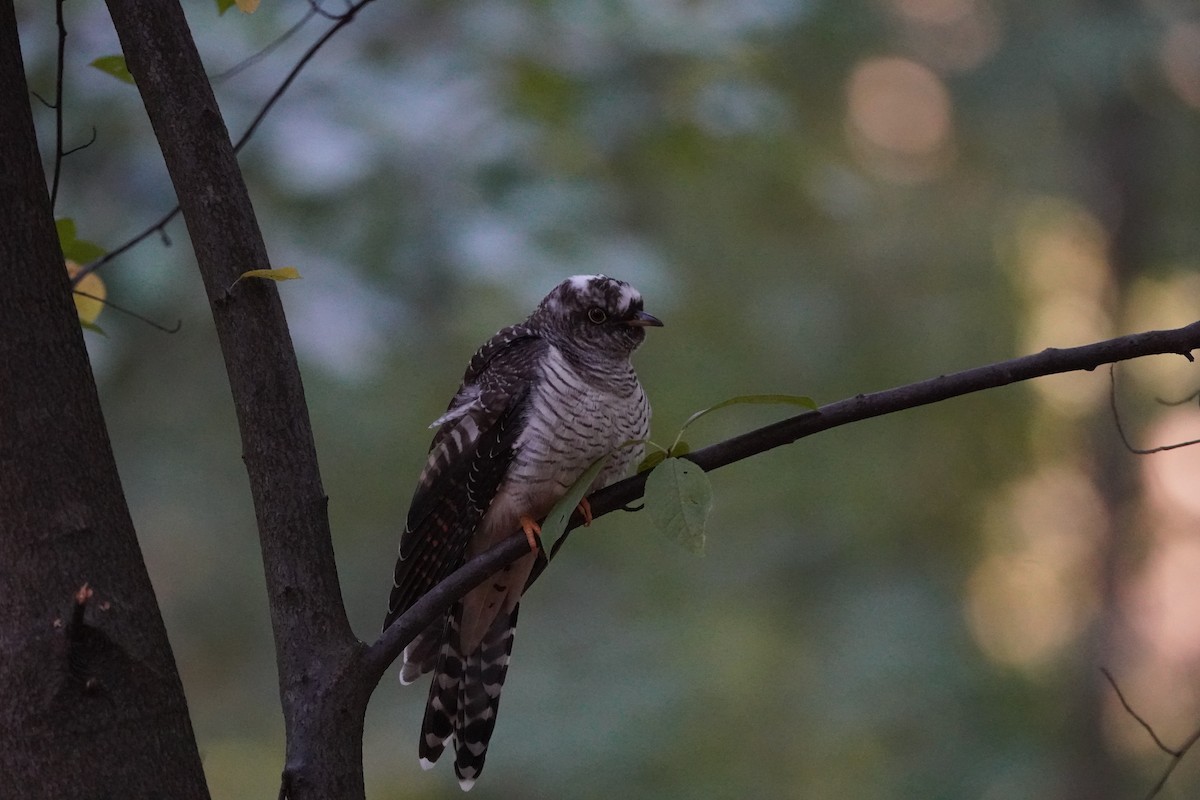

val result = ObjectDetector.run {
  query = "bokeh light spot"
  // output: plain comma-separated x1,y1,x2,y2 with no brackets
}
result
845,56,954,182
1161,21,1200,109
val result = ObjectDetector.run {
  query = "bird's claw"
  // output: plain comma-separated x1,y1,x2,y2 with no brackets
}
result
577,497,593,526
518,515,542,552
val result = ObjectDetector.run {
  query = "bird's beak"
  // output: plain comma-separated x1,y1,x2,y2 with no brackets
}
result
625,310,664,328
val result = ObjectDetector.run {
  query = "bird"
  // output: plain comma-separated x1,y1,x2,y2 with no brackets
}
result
384,274,662,790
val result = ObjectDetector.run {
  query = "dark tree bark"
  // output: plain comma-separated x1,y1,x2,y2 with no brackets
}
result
101,0,372,796
0,1,210,797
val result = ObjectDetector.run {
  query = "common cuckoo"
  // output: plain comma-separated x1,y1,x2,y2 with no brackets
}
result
384,274,662,789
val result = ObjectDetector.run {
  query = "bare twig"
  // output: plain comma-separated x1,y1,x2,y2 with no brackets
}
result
71,0,376,289
1109,365,1200,454
306,0,350,22
1144,726,1200,800
50,0,66,212
42,0,99,209
231,0,369,161
72,289,182,333
210,5,319,83
1100,668,1177,755
61,125,97,157
1102,667,1200,800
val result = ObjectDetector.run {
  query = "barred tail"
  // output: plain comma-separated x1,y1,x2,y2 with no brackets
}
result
418,603,519,791
399,619,443,686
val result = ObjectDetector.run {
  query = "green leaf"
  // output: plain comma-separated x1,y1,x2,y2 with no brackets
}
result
80,319,107,337
636,439,670,473
644,457,712,555
215,0,236,12
56,218,107,263
90,55,135,85
681,393,818,432
638,449,666,473
672,393,820,455
539,454,610,544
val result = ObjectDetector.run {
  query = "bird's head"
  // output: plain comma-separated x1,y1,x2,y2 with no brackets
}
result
531,274,663,358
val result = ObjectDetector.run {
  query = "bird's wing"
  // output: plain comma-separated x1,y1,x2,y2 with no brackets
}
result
384,327,544,629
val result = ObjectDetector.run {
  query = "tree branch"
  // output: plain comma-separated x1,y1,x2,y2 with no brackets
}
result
370,320,1200,674
103,1,362,796
362,535,536,684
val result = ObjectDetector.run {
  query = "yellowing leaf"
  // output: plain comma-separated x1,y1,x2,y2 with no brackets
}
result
242,267,300,281
236,0,260,12
80,319,108,337
66,260,106,325
90,55,135,85
231,267,301,289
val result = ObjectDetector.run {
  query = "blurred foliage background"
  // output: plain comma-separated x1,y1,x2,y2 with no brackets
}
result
13,0,1200,797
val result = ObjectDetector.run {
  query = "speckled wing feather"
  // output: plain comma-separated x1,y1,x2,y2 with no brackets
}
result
384,325,545,629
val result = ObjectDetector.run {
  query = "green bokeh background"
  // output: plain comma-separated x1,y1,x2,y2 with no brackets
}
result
14,0,1200,797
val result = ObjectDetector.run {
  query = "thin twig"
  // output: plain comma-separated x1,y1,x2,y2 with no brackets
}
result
72,289,182,333
231,0,370,159
70,0,375,289
306,0,349,22
1109,365,1200,454
1144,725,1200,800
210,5,319,83
1100,668,1177,755
50,0,67,212
61,125,97,157
1103,667,1200,800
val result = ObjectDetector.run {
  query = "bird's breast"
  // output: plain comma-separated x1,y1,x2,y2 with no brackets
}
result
500,345,649,519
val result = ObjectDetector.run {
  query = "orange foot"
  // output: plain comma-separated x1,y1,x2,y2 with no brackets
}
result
577,497,593,526
518,515,542,551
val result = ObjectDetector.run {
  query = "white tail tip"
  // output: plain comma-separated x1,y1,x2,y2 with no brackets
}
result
458,777,476,792
419,757,436,772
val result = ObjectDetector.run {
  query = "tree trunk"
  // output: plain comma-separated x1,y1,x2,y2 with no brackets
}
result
101,0,370,795
0,2,210,797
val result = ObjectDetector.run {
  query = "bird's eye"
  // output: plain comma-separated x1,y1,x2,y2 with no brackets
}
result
587,307,608,324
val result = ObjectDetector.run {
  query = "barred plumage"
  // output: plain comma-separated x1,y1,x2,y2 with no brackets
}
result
385,275,661,790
